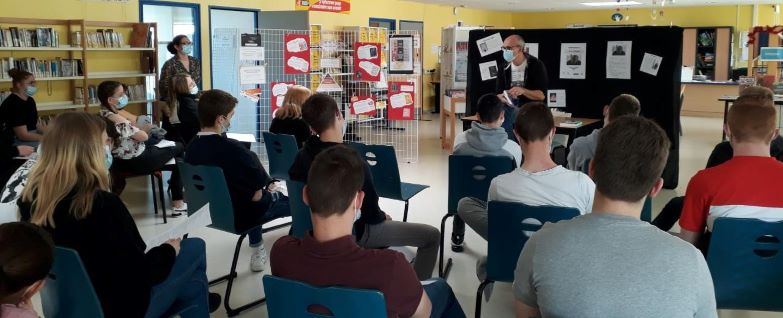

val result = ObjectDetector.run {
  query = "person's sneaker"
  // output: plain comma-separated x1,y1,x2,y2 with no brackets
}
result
250,245,267,272
451,233,464,252
172,203,188,213
208,292,221,313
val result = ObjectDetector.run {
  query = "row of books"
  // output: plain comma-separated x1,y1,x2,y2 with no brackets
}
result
75,84,146,105
85,29,125,48
0,57,83,79
0,27,60,48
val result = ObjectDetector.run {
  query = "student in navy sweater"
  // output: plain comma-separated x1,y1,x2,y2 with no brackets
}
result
185,89,290,272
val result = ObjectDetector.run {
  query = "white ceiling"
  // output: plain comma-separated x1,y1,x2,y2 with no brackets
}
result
410,0,780,12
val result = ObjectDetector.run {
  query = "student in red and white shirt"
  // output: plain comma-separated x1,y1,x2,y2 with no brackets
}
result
678,97,783,249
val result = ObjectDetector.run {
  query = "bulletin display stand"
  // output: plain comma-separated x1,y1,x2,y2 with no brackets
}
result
212,26,422,165
465,27,684,188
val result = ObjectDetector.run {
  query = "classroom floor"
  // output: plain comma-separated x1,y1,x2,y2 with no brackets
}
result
113,114,783,318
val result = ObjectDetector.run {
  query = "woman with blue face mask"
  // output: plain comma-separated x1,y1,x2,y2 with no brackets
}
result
0,69,45,148
97,80,188,215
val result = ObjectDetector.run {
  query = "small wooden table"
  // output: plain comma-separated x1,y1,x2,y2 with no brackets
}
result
461,116,602,147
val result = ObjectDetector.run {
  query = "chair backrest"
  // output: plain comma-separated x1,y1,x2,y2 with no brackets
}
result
262,132,300,181
349,143,402,199
486,201,580,282
707,217,783,311
447,155,515,213
582,159,652,222
41,247,105,318
287,180,312,239
263,275,386,317
177,160,237,233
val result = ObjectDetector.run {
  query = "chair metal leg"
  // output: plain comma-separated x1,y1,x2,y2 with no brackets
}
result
222,233,266,317
155,174,167,224
403,200,410,222
439,213,454,279
150,175,159,216
475,280,492,318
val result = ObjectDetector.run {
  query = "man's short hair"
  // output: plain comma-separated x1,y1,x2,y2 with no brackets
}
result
302,93,340,134
607,94,641,122
306,145,365,217
738,86,774,103
198,89,237,128
593,116,670,202
727,98,777,143
476,93,504,123
513,102,554,143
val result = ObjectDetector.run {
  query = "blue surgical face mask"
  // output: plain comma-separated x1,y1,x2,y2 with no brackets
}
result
221,115,231,133
354,207,361,223
115,95,129,109
104,144,113,169
182,44,193,55
502,48,515,62
189,85,199,95
25,85,37,97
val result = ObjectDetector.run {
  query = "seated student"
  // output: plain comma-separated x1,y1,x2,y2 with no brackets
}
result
513,116,717,318
677,97,783,250
269,85,313,148
457,102,595,242
185,89,290,272
450,93,522,252
18,112,219,317
0,153,37,223
0,69,45,148
289,93,440,280
97,81,187,213
272,145,465,318
0,131,33,191
567,93,641,171
166,73,200,145
0,222,53,318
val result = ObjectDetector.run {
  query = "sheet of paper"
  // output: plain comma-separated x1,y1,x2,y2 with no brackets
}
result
640,53,663,76
476,33,503,57
320,58,340,68
145,203,213,252
560,43,587,79
227,133,257,143
525,43,539,58
547,89,566,108
154,140,176,148
606,41,632,79
240,46,264,61
479,60,499,81
239,65,266,85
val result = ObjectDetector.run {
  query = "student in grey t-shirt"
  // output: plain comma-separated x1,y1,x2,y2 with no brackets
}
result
513,116,717,318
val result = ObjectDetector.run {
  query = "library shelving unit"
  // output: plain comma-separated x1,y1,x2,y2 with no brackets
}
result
0,17,158,113
682,26,732,81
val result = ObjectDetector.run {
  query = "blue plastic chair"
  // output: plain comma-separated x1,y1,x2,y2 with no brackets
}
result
41,247,105,318
262,132,299,181
439,155,515,278
476,201,580,318
287,180,312,239
178,161,291,316
349,142,429,222
263,275,387,317
582,159,651,222
707,218,783,311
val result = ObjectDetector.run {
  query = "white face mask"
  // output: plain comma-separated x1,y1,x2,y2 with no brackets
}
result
354,206,361,223
189,85,199,95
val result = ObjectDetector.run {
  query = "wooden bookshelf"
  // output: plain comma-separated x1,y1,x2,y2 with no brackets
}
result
0,17,158,112
682,26,732,81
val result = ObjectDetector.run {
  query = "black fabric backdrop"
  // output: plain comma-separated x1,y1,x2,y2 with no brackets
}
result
465,26,683,188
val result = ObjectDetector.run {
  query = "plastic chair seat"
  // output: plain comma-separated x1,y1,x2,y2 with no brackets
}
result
400,182,429,201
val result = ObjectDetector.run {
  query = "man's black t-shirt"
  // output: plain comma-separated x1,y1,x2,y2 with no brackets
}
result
495,53,548,106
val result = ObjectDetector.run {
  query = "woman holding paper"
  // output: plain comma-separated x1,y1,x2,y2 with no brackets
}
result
17,112,220,318
97,80,187,214
269,85,312,148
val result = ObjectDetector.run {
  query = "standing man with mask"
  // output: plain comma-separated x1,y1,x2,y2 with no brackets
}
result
495,35,548,141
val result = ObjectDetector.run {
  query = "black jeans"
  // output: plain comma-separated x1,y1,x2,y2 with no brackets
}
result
111,143,185,201
652,196,684,231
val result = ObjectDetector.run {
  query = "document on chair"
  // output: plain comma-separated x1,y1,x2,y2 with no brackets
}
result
144,203,213,252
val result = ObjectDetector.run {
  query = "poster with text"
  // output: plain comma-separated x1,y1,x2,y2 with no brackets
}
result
284,33,310,74
350,95,376,116
295,0,350,14
559,43,587,79
271,81,296,118
606,41,632,79
240,33,264,61
640,53,663,76
354,42,382,81
388,81,415,121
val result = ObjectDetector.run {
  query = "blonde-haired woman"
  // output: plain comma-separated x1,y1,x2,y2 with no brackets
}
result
167,73,200,145
18,112,219,317
269,85,312,148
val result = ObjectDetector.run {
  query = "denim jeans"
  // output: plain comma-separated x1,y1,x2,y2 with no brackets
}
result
145,238,209,318
248,191,290,247
423,278,466,318
501,104,518,142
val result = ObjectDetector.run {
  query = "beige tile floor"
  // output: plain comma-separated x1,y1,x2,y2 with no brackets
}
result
106,114,783,317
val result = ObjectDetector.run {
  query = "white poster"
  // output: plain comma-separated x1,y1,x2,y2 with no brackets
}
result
547,89,566,108
525,43,539,58
479,60,499,81
476,33,504,57
606,41,632,79
560,43,587,79
640,53,663,76
240,33,264,61
321,58,341,68
239,65,266,84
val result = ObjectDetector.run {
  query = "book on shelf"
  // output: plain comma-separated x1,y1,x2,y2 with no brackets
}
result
74,87,84,104
0,26,60,48
87,29,125,48
0,57,83,79
129,23,151,48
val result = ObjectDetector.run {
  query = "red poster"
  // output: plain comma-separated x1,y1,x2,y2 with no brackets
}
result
284,33,310,74
387,81,415,121
353,42,382,82
350,95,376,116
295,0,351,14
270,81,296,118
